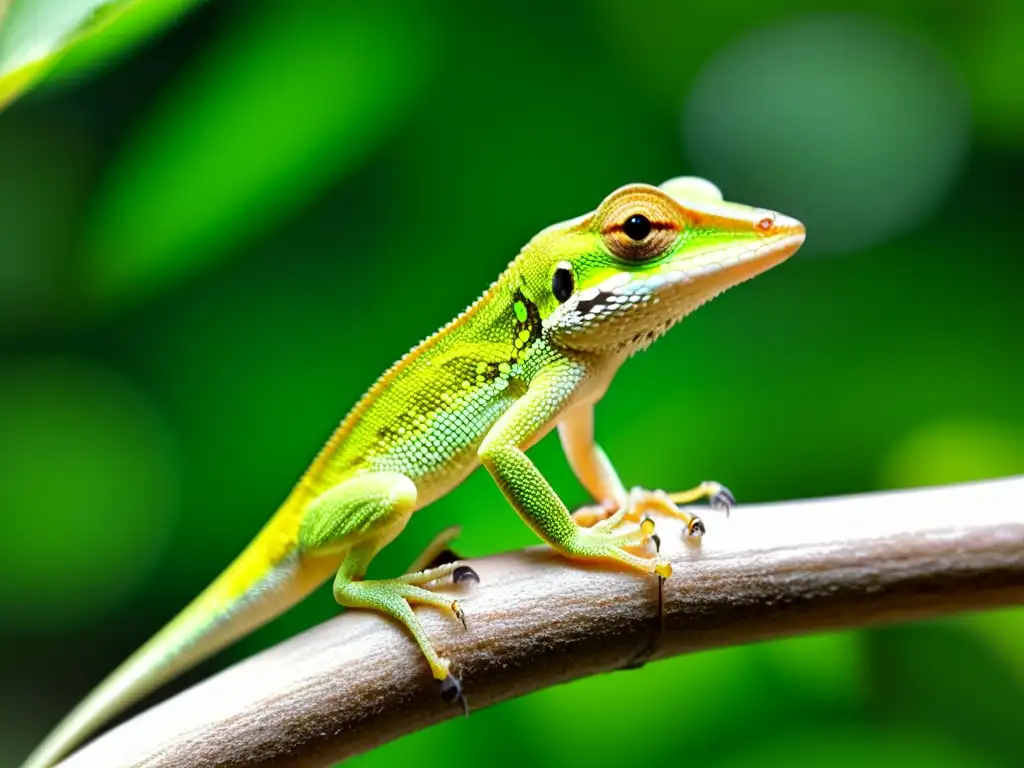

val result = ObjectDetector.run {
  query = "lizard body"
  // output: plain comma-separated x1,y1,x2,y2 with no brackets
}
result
22,177,804,768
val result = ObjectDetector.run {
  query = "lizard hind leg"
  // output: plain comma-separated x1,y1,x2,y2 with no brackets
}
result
332,549,466,678
298,472,468,711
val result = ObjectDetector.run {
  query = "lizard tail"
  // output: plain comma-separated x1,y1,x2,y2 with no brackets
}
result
20,510,340,768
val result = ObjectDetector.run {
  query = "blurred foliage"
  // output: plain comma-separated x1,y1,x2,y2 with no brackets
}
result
85,0,440,307
0,357,177,628
0,0,205,111
0,0,1021,766
686,13,969,254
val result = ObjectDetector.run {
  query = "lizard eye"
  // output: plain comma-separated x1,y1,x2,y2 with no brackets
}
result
622,214,651,241
552,265,574,303
598,186,683,264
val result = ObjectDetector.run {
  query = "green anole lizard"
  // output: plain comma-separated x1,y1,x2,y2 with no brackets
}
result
23,177,804,768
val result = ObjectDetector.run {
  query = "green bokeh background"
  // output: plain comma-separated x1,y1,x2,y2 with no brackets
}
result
1,0,1022,766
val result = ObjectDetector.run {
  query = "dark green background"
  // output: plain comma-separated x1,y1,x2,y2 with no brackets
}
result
2,1,1022,766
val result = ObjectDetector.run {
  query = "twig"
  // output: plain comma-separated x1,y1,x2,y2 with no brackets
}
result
62,477,1024,768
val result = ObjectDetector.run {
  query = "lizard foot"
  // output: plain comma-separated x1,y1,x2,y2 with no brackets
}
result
571,498,619,528
574,482,734,538
399,561,480,589
566,525,672,579
404,525,482,585
667,480,736,517
572,487,702,536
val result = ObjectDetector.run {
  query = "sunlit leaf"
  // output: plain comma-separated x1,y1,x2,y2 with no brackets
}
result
48,0,204,86
0,0,203,112
84,0,439,306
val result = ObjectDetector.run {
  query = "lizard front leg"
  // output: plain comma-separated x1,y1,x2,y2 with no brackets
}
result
558,404,733,537
479,362,671,579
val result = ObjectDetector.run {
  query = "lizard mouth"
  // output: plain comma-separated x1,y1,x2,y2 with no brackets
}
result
576,224,805,314
553,221,805,353
661,217,806,290
620,226,806,351
696,225,805,283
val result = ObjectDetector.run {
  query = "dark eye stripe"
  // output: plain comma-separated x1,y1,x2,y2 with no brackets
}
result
606,220,675,233
576,290,619,316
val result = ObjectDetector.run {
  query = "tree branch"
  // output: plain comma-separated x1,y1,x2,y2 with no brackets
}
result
62,478,1024,768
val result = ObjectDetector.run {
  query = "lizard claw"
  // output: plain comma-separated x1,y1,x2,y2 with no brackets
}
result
439,674,469,717
451,600,467,630
453,565,480,584
707,482,736,516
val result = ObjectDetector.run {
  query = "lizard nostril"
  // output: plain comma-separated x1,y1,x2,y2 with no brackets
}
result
756,214,775,233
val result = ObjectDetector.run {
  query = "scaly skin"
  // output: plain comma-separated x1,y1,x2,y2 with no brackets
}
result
22,177,804,768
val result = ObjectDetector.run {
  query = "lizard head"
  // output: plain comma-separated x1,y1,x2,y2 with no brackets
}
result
521,177,805,354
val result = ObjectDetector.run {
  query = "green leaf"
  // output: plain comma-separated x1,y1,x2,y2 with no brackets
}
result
48,0,205,85
84,0,439,306
0,0,204,112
